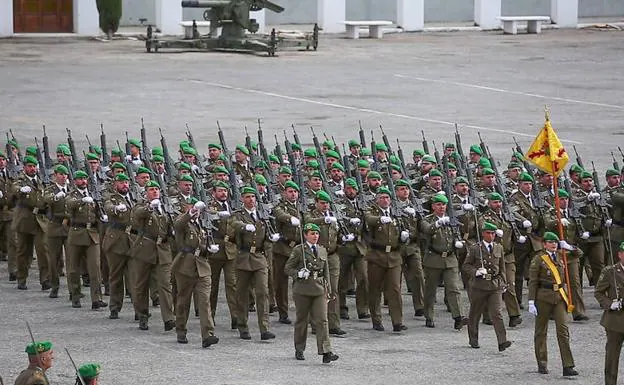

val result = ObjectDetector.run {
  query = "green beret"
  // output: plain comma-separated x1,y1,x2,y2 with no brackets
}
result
179,175,194,183
316,190,331,203
375,143,388,152
469,145,483,155
488,192,503,201
303,148,317,158
291,143,302,151
86,153,99,161
331,162,345,172
284,180,300,191
361,148,372,156
186,197,199,205
236,144,250,156
54,165,69,175
448,163,457,170
112,162,126,170
111,148,124,157
78,363,101,379
619,241,624,251
241,186,257,196
250,141,258,151
269,154,280,163
345,178,358,191
395,179,410,188
279,166,292,175
178,162,192,171
357,159,370,169
455,176,468,185
569,164,583,174
606,168,619,177
429,169,443,178
25,341,52,355
482,167,495,176
213,166,229,175
478,158,491,168
326,150,340,160
309,170,321,179
152,155,164,163
146,180,160,189
26,146,37,156
445,143,456,149
391,164,402,172
377,186,391,196
8,139,19,149
255,160,268,170
306,160,320,170
513,152,524,161
543,231,560,242
0,151,5,159
413,149,425,156
366,171,382,180
482,222,497,231
304,223,320,233
136,166,151,175
422,155,436,164
348,140,360,148
114,173,129,182
89,145,102,155
213,181,229,189
182,146,198,156
322,140,335,150
389,155,400,166
208,143,222,150
24,156,38,166
519,172,534,182
151,147,163,156
431,193,449,204
558,188,569,198
580,171,593,180
179,140,191,149
128,138,141,148
507,162,522,170
73,170,88,179
255,174,267,186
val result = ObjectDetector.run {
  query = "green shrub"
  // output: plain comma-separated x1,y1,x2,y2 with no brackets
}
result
96,0,123,38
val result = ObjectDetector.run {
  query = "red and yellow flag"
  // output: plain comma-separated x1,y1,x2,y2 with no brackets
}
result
526,114,569,177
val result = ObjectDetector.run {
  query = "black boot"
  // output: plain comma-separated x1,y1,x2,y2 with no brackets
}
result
322,352,339,363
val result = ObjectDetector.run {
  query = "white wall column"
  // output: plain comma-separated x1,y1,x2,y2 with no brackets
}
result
317,0,345,33
474,0,501,29
155,0,182,35
0,0,13,37
74,0,100,35
397,0,424,31
551,0,578,27
250,9,266,34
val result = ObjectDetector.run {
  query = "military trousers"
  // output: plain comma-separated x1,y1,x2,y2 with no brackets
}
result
403,252,424,313
424,266,462,321
487,261,521,321
579,238,605,286
604,329,624,385
456,247,470,290
67,243,102,302
368,262,403,326
338,253,368,317
327,253,341,330
15,228,48,286
209,258,237,321
107,251,131,312
131,259,175,324
266,243,276,308
534,299,575,369
235,267,269,334
272,252,291,319
175,271,215,340
566,258,586,318
514,241,534,306
294,292,331,355
467,287,507,345
46,235,67,291
2,220,16,275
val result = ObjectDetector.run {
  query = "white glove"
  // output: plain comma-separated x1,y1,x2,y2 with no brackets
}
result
522,220,532,229
342,233,355,242
528,300,538,316
461,203,475,211
324,216,337,224
422,174,429,181
150,199,160,208
587,191,601,201
191,164,200,172
438,190,446,196
495,229,504,238
217,210,230,218
298,268,310,279
132,159,142,166
334,190,345,197
349,217,361,226
245,224,256,232
100,214,109,223
517,235,527,244
476,267,487,277
400,230,410,242
290,216,300,226
380,216,392,224
208,244,220,254
435,216,449,228
20,186,32,193
0,191,3,199
54,191,66,200
559,240,574,251
610,300,622,311
115,203,128,212
605,219,613,228
82,196,94,204
269,233,281,242
561,218,570,227
581,231,590,240
454,240,465,249
194,201,206,211
125,155,132,162
403,207,416,216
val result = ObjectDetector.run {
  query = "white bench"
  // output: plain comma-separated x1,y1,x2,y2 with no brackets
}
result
341,21,393,39
179,21,211,39
498,16,551,35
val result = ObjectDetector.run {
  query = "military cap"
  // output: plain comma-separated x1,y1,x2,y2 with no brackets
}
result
78,363,101,379
304,223,320,233
73,170,88,179
580,170,593,180
279,166,292,175
25,146,37,157
428,169,443,178
315,190,331,202
366,171,382,180
488,192,503,201
557,188,569,198
421,155,436,164
482,222,497,231
345,178,358,191
377,186,391,196
178,162,192,171
391,164,402,172
445,143,456,149
326,150,340,160
513,152,524,161
255,174,267,185
255,160,268,170
619,241,624,251
284,180,300,191
235,144,250,156
519,172,534,182
469,145,483,155
53,165,69,175
507,162,522,170
179,140,191,149
389,155,401,166
136,166,151,175
543,231,560,242
128,138,141,148
478,158,492,169
179,175,194,183
186,197,199,205
291,143,302,151
569,164,583,174
213,166,229,175
375,143,388,152
331,162,345,172
269,154,280,163
240,186,256,195
395,179,410,188
361,148,372,156
432,193,449,204
0,151,5,159
213,181,229,189
114,173,129,182
111,148,124,157
413,149,425,156
348,140,360,148
24,156,38,166
309,170,321,178
112,162,126,170
56,144,71,156
208,143,222,150
89,145,102,155
146,180,160,189
322,140,335,150
606,168,619,177
151,147,163,156
152,155,164,163
182,146,198,156
306,160,320,169
250,141,258,151
482,167,495,176
357,159,370,169
448,162,457,170
86,152,99,161
8,139,19,149
455,176,468,185
25,341,52,355
303,148,318,158
217,154,226,161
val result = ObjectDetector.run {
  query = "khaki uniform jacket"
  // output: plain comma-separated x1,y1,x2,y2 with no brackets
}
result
543,208,582,252
419,185,443,212
509,190,543,249
12,173,45,234
594,263,624,333
0,169,14,221
273,199,303,256
605,186,624,240
234,162,252,185
420,214,458,269
304,208,339,254
65,189,100,246
452,194,477,242
42,183,69,238
231,208,268,271
573,188,608,240
13,365,48,385
480,208,514,262
130,202,173,265
102,192,135,254
396,199,420,257
364,205,403,267
528,250,574,304
336,198,366,257
463,242,506,291
206,199,237,260
285,243,330,297
172,211,211,278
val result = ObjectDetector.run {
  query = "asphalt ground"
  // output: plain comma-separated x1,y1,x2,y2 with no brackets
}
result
0,28,622,384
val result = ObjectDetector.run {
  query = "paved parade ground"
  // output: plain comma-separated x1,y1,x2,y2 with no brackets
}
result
0,28,623,384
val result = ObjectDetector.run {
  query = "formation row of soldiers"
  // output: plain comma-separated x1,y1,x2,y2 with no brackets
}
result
1,124,623,377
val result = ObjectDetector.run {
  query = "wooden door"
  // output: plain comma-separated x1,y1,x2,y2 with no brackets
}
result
13,0,73,33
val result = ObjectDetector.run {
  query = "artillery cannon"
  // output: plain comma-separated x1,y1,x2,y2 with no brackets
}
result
145,0,318,56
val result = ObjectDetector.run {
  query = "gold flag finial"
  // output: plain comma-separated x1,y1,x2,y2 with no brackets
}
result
544,105,550,122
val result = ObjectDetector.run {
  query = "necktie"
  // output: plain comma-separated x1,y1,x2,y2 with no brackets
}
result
125,195,132,207
32,178,38,188
251,212,257,222
222,202,228,211
61,187,66,194
311,245,317,257
488,244,493,254
563,209,568,218
551,252,557,262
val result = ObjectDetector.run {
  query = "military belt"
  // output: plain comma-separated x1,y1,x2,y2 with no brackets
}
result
241,246,264,253
539,282,566,291
71,222,98,229
108,221,130,231
371,244,399,252
143,233,168,244
47,215,64,224
279,238,300,248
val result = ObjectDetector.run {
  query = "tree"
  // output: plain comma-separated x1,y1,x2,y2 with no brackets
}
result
96,0,123,40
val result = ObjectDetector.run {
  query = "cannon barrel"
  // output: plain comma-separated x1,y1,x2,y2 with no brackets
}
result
181,0,231,8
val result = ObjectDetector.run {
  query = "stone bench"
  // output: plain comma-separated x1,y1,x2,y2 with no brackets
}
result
179,20,211,38
498,16,551,35
341,21,393,39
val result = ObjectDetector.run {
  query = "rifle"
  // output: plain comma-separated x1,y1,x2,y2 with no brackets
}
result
384,168,406,228
124,131,131,159
441,152,462,242
514,141,546,210
512,137,523,156
310,127,327,168
9,129,22,160
25,321,51,385
421,130,429,154
5,133,21,178
562,171,587,237
41,125,53,176
185,123,208,167
83,151,106,218
380,125,392,154
274,134,283,166
34,138,49,185
611,152,620,171
285,135,306,213
591,161,612,218
619,147,624,166
140,120,152,170
292,124,301,149
64,347,87,385
485,145,522,239
118,140,139,202
395,139,426,217
315,148,349,237
342,143,366,210
454,124,467,177
100,124,110,167
257,125,277,190
573,145,584,170
249,174,277,234
217,121,241,210
245,127,260,169
370,131,378,172
358,121,366,148
478,132,487,157
66,128,79,174
159,128,176,182
86,134,107,182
